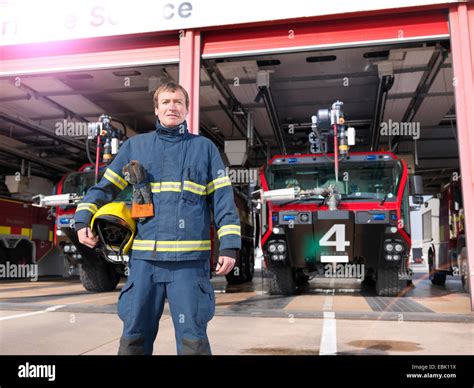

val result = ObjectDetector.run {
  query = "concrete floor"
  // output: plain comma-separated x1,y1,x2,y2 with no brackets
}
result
0,310,472,355
0,266,472,355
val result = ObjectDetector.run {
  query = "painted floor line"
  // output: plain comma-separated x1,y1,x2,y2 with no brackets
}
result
0,305,65,321
319,311,337,355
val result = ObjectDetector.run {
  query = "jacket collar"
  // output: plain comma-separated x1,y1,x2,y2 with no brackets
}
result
155,120,188,142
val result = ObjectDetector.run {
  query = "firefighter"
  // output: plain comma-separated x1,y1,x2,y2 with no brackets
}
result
74,81,241,355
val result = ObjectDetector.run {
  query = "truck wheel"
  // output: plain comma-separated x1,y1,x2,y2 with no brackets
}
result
225,245,254,285
376,268,405,296
460,248,470,293
269,266,297,295
79,258,121,292
244,248,255,281
428,248,447,286
225,263,247,285
431,271,447,286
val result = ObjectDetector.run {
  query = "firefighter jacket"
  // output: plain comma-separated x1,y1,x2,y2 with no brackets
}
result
74,120,241,262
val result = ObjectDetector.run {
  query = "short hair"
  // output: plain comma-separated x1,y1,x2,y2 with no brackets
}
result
153,81,189,110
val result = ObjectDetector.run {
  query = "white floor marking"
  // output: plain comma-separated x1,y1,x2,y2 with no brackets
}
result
0,305,65,321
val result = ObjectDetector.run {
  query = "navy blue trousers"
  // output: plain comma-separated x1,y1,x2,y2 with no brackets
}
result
117,258,215,355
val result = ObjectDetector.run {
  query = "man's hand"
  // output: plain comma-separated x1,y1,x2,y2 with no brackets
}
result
77,227,99,249
215,256,236,275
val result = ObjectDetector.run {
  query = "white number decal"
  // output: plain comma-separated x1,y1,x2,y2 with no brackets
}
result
320,224,350,251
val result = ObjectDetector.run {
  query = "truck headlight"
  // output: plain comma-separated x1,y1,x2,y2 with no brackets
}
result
394,243,403,252
268,244,277,253
63,245,71,253
70,245,77,253
393,254,400,261
385,243,394,252
299,213,310,223
386,254,393,261
277,243,285,253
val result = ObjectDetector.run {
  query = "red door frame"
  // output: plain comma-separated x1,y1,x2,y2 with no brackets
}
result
449,3,474,310
201,11,449,58
179,30,201,135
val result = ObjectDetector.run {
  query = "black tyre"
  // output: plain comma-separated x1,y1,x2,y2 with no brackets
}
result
376,268,406,296
225,244,254,285
225,263,247,285
428,248,447,286
244,248,255,281
0,245,8,265
269,266,297,295
79,257,121,292
431,271,447,286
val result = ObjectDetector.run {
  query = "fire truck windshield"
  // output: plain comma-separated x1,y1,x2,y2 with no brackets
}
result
267,159,403,201
62,171,103,197
61,171,132,202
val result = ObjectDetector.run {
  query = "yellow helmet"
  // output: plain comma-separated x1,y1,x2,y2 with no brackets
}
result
90,202,136,255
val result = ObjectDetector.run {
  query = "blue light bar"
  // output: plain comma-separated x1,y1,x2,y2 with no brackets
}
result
373,214,385,221
288,158,298,163
366,155,377,160
59,218,71,225
272,215,278,222
283,215,296,221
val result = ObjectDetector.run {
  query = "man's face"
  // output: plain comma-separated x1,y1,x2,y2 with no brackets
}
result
155,89,188,128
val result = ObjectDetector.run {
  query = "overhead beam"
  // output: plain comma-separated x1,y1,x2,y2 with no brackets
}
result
0,112,87,152
0,143,73,173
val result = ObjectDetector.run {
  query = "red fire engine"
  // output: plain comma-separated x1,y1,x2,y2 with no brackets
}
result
0,197,54,269
252,101,417,296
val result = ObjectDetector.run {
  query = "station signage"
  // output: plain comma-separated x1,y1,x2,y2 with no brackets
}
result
0,0,461,47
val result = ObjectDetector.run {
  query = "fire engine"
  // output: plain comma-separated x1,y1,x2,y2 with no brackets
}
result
253,101,417,296
423,177,469,292
0,197,54,271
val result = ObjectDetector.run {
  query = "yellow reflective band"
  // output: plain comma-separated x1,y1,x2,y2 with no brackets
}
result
131,240,211,252
21,228,31,238
218,230,241,238
131,240,156,250
207,176,232,194
217,224,241,239
161,181,182,192
104,168,128,190
183,181,206,195
76,203,98,214
151,182,182,193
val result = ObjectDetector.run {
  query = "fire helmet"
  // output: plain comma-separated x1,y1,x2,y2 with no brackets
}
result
90,202,136,255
